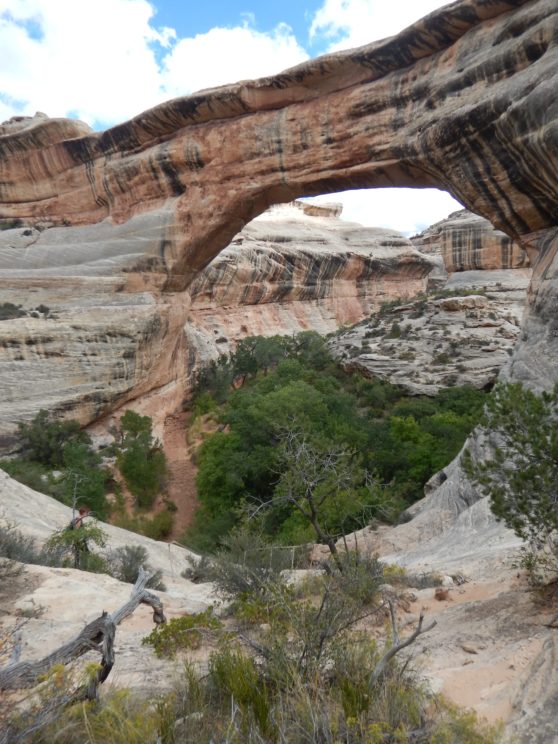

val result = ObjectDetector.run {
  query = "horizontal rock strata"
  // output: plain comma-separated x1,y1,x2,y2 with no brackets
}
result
329,276,529,395
186,202,433,371
0,0,555,291
412,209,530,273
0,0,555,439
0,203,433,445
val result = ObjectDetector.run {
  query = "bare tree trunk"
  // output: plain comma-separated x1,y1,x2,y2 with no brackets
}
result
370,607,436,686
0,567,165,697
308,513,344,573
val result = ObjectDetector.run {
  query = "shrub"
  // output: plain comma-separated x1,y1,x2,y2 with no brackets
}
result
115,411,167,510
107,545,166,590
44,521,108,572
0,302,26,320
0,458,63,499
464,382,558,583
387,321,402,339
183,529,294,600
0,521,44,565
0,218,23,230
111,509,174,541
9,538,500,744
3,410,111,518
17,410,86,468
181,554,214,584
142,609,220,658
432,352,452,365
186,332,487,550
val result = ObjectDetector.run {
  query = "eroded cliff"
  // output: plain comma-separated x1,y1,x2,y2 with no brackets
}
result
0,1,557,739
0,0,556,440
0,201,432,445
332,209,533,394
186,202,432,375
412,209,530,273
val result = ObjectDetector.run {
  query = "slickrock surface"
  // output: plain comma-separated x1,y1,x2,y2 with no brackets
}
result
0,470,214,691
0,470,204,589
2,564,210,694
0,0,556,440
2,465,555,741
314,459,555,742
329,272,530,395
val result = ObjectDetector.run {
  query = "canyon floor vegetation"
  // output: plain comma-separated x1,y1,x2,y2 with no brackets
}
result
0,409,173,539
183,332,487,552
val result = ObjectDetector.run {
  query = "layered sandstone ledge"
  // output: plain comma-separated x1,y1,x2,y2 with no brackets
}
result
0,203,433,446
186,202,433,369
412,209,530,273
330,282,528,396
0,0,555,290
0,0,556,434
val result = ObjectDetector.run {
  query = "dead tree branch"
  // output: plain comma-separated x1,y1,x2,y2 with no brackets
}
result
370,611,436,686
0,567,165,696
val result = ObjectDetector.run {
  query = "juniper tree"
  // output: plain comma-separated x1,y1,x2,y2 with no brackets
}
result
463,382,558,578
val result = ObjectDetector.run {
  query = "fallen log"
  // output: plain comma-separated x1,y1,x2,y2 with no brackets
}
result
0,566,166,698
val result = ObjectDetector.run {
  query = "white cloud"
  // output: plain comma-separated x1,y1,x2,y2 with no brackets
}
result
0,2,307,128
305,188,463,235
161,22,308,98
310,0,450,51
0,0,171,126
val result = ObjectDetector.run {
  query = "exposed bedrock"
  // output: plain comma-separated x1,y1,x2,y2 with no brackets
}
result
185,202,432,372
0,0,556,290
0,203,432,444
0,0,556,435
412,209,530,273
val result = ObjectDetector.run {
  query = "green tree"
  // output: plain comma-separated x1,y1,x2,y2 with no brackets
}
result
18,410,87,468
116,411,167,509
185,332,486,552
61,441,111,519
119,410,153,441
45,520,107,571
270,430,375,571
464,382,558,579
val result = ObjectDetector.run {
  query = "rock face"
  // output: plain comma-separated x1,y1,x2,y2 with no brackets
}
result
412,209,530,273
0,202,432,446
1,1,555,286
0,0,556,441
185,202,433,373
0,2,556,736
335,208,534,395
329,281,528,395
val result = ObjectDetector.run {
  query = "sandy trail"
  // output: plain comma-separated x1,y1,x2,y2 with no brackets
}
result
163,411,199,542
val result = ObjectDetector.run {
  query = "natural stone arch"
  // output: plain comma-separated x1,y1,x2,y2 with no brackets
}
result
0,0,556,434
1,0,556,293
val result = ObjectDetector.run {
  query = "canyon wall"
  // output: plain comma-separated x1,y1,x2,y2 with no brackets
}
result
412,209,530,272
0,201,432,445
0,0,556,440
185,202,432,376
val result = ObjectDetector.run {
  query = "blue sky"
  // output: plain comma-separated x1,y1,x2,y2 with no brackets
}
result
150,0,325,49
0,0,462,233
